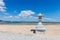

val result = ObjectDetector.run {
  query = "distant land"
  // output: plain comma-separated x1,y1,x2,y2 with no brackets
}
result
0,20,60,24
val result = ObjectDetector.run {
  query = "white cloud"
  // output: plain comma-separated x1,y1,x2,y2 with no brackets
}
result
0,0,6,12
2,10,36,21
4,16,13,18
42,17,57,22
2,10,57,22
0,0,5,6
19,10,35,17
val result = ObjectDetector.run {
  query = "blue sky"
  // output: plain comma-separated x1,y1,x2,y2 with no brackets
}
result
0,0,60,22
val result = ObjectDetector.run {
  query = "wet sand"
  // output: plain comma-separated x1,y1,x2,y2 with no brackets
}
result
0,24,60,38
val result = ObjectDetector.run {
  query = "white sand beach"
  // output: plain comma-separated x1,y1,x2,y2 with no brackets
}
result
0,24,60,38
0,32,60,40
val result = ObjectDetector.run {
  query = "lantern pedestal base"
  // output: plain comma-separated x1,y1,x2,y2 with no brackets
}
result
31,22,46,34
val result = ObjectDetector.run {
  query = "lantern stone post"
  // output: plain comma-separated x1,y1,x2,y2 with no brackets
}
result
31,13,46,33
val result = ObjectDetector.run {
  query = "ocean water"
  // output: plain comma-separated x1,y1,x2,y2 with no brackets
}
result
0,21,60,24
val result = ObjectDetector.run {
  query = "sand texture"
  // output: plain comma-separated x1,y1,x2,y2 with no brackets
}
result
0,24,60,38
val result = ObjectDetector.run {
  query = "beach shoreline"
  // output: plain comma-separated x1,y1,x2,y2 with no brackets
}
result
0,24,60,38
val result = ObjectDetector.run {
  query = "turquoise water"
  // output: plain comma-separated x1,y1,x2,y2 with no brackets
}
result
0,21,60,24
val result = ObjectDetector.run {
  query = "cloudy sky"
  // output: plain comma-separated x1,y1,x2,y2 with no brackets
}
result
0,0,60,22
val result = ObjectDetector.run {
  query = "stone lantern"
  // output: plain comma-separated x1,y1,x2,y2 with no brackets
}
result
31,13,46,33
38,13,43,22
